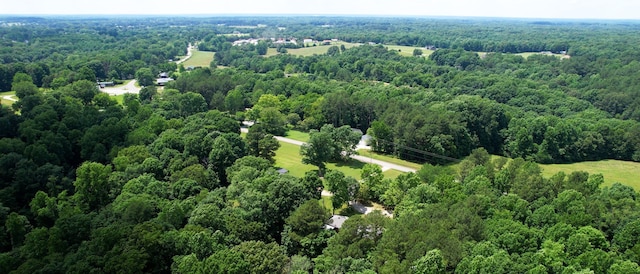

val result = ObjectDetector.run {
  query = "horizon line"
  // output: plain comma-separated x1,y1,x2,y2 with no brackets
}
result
1,14,640,22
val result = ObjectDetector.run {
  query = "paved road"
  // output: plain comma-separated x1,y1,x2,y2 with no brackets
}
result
176,43,194,64
101,79,141,95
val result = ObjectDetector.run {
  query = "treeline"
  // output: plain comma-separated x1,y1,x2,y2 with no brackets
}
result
0,17,189,91
2,75,640,272
203,43,640,164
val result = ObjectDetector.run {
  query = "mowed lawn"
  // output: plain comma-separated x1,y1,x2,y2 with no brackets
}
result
539,160,640,189
266,42,361,57
0,91,17,108
285,130,310,142
265,43,433,58
273,140,429,180
182,50,215,68
384,45,434,57
516,52,569,59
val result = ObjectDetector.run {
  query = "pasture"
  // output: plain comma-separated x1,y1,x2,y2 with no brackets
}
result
539,160,640,189
266,42,361,57
516,52,570,59
181,50,215,68
384,45,434,57
264,42,434,58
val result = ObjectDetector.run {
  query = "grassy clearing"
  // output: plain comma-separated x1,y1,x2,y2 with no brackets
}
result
266,42,361,57
265,43,433,58
285,130,310,142
274,141,316,177
539,160,640,189
448,153,640,190
319,196,357,216
516,52,567,59
356,149,423,170
110,94,125,105
384,45,434,57
382,169,405,180
182,50,215,68
0,91,17,108
274,141,364,180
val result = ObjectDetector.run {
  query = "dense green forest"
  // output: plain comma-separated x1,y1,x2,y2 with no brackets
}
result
1,16,640,273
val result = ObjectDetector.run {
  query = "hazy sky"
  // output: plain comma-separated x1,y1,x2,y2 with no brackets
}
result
3,0,639,20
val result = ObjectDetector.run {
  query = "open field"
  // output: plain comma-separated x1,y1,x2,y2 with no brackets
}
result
540,160,640,189
274,141,419,180
285,130,310,142
0,91,17,108
357,149,423,170
384,45,434,57
446,154,640,190
274,141,363,179
516,52,570,59
265,42,433,58
266,42,361,57
181,50,215,68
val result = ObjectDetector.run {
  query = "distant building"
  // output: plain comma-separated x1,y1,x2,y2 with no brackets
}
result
324,215,349,231
322,40,332,45
156,72,174,85
303,38,313,44
97,81,115,88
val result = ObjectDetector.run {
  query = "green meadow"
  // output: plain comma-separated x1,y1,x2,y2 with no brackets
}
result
182,50,215,68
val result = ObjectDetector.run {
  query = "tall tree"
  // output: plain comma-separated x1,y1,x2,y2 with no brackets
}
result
300,129,334,175
246,123,280,163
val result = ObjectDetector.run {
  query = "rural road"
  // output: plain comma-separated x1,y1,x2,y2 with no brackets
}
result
176,43,194,64
101,79,141,95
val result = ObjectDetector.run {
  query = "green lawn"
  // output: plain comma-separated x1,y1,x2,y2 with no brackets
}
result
319,196,358,216
516,52,568,59
384,45,434,57
264,42,434,58
285,130,310,142
447,154,640,190
539,160,640,189
0,91,17,108
382,169,405,180
110,94,125,105
182,50,215,68
274,141,364,179
356,149,423,170
266,42,361,57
